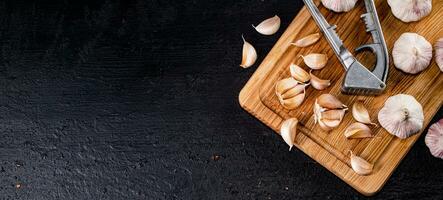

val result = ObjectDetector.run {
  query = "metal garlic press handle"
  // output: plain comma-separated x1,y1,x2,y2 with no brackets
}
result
302,0,389,95
302,0,355,69
357,0,389,83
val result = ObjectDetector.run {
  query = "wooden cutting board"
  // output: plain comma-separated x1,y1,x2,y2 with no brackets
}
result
239,0,443,196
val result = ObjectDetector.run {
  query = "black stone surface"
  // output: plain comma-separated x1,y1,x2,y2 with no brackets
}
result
0,0,442,199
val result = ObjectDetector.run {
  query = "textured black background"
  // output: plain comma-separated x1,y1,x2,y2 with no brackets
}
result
0,0,442,199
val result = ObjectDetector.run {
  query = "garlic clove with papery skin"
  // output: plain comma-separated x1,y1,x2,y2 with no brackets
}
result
240,35,257,68
387,0,432,23
392,33,432,74
275,78,307,110
280,118,298,151
378,94,424,139
321,0,357,12
425,119,443,159
317,94,347,110
289,64,310,83
349,151,373,176
292,33,321,47
252,15,281,36
435,38,443,72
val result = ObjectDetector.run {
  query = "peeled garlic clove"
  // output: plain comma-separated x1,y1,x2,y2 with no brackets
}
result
309,71,331,90
425,119,443,159
301,53,328,70
392,33,432,74
317,94,347,110
240,35,257,68
387,0,432,23
378,94,424,139
280,118,298,151
349,151,373,176
289,64,310,83
352,101,376,125
435,38,443,72
252,15,281,35
292,33,321,47
321,0,357,12
345,122,374,139
281,93,305,110
275,77,299,95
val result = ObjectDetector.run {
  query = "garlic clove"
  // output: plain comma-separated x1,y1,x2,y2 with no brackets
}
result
435,38,443,72
289,64,310,83
317,94,347,110
321,0,358,12
352,101,376,125
387,0,432,23
252,15,281,35
318,119,334,131
309,71,331,90
275,77,299,95
345,122,374,139
378,94,424,139
425,119,443,159
392,33,432,74
321,119,341,128
280,118,298,151
292,33,321,47
281,84,305,99
281,93,305,109
240,35,258,68
301,53,328,70
349,151,373,176
320,109,346,121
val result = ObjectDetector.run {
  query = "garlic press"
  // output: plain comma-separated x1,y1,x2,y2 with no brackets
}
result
302,0,389,95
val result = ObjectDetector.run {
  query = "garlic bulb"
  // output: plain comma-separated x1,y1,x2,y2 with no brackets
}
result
378,94,424,139
275,78,307,110
280,118,298,151
425,119,443,159
252,15,281,35
240,35,257,68
392,33,432,74
321,0,357,12
387,0,432,23
435,38,443,72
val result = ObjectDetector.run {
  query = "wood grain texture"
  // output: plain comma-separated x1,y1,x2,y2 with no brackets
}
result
240,0,443,196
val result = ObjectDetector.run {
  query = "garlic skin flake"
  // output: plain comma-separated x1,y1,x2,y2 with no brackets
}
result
350,151,373,176
425,119,443,159
435,38,443,72
345,122,374,139
392,33,432,74
321,0,357,12
388,0,432,23
301,53,328,70
240,36,257,68
378,94,424,139
280,118,298,151
252,15,281,35
352,102,376,125
292,33,321,47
